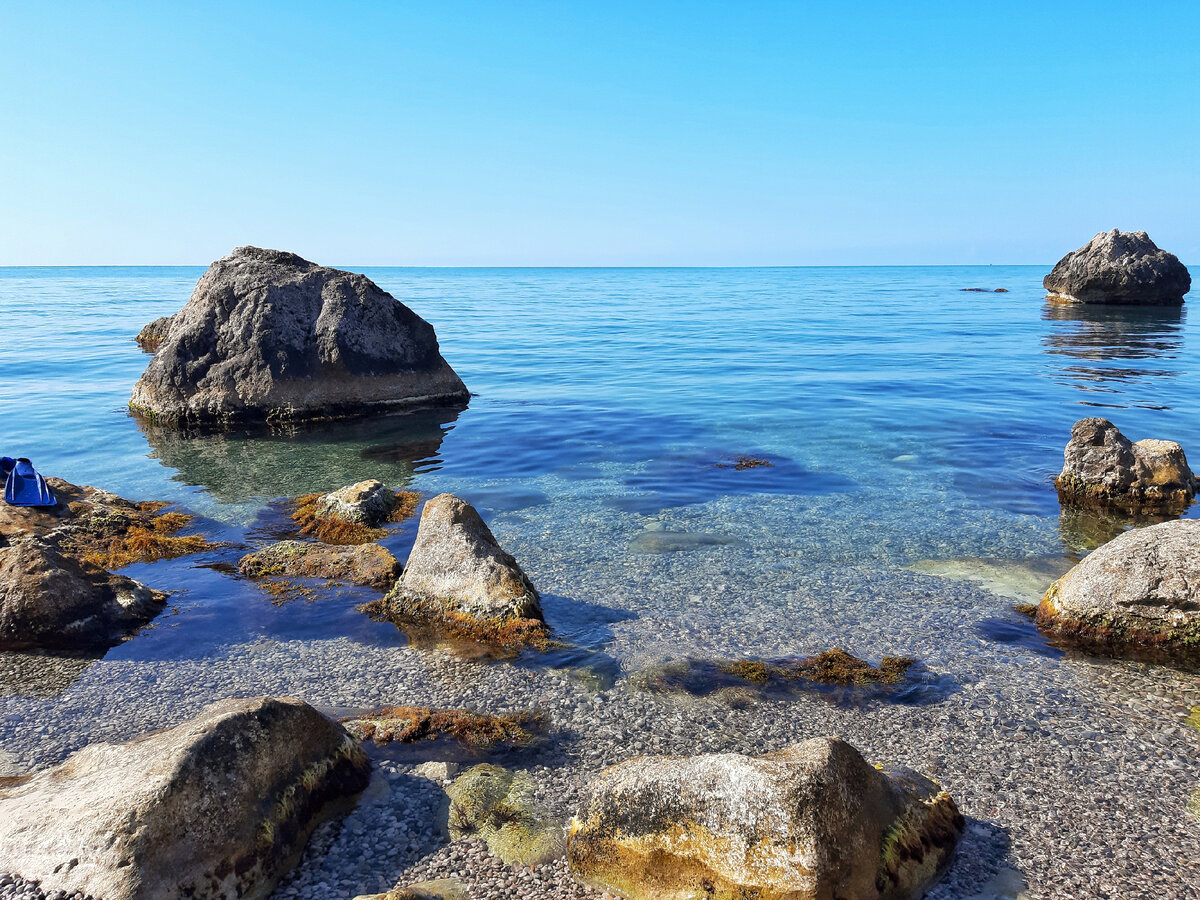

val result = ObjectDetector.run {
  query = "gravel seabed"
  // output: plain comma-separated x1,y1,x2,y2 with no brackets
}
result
3,478,1200,900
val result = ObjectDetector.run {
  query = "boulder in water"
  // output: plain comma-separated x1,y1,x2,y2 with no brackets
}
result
0,696,371,900
130,246,469,427
1037,518,1200,662
238,539,401,590
568,737,963,900
1044,229,1190,305
1055,417,1195,513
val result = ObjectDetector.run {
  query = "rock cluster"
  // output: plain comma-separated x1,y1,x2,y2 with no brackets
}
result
1037,518,1200,662
1055,417,1195,513
361,493,548,652
1044,229,1191,305
0,697,370,900
568,737,963,900
129,246,469,427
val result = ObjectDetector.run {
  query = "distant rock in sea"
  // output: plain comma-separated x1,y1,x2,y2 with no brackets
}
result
129,246,469,427
1044,229,1191,305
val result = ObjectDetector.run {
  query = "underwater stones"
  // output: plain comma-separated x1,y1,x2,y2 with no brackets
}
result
1037,518,1200,661
1055,417,1195,513
239,539,401,590
0,537,165,649
134,314,174,352
363,493,548,652
445,764,565,867
340,705,545,749
1044,229,1191,305
129,246,469,427
568,737,963,900
0,696,370,900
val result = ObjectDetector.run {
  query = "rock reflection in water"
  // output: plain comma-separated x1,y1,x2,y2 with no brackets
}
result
138,405,464,504
1058,505,1185,558
1042,303,1185,394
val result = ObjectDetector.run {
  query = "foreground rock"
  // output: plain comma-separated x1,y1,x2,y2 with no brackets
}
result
361,494,549,653
568,737,963,900
129,246,469,427
446,764,564,867
1037,519,1200,662
239,540,401,590
1044,229,1191,305
1055,417,1195,513
0,477,215,649
0,538,165,649
0,696,370,900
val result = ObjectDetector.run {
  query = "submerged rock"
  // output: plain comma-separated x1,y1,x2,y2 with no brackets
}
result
1044,229,1191,305
445,764,564,866
129,246,469,427
0,537,164,649
1037,518,1200,662
353,879,469,900
134,314,174,352
0,696,370,900
238,539,401,590
341,705,545,749
361,494,549,652
568,737,963,900
1054,417,1195,513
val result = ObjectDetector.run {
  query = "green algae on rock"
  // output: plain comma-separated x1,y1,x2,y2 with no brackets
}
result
0,696,370,900
445,764,565,867
1037,519,1200,664
239,540,401,591
568,737,963,900
340,705,545,749
353,878,470,900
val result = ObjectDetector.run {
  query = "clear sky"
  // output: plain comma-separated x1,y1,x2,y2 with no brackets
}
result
1,1,1197,266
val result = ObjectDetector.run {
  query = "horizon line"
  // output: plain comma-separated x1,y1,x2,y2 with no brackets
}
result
0,262,1061,270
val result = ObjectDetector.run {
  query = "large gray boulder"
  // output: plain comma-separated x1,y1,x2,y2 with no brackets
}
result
1054,417,1195,512
1038,518,1200,661
0,696,370,900
130,247,468,427
0,537,164,649
568,737,963,900
1044,229,1190,305
362,493,547,651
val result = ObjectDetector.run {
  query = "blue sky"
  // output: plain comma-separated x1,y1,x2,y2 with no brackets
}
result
1,2,1197,265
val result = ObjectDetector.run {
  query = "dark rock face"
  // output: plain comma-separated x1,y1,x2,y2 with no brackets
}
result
1037,518,1200,662
1044,229,1191,305
0,696,370,900
0,538,164,649
1055,417,1195,513
135,314,175,352
130,246,469,427
568,737,963,900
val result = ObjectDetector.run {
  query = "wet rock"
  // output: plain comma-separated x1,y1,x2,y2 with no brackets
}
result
316,479,403,526
134,314,174,352
1044,229,1191,305
1037,518,1200,662
238,540,401,590
445,764,565,866
627,529,740,554
568,737,963,900
908,556,1074,603
0,696,370,900
129,246,469,427
353,879,469,900
361,494,549,652
290,485,420,545
1054,417,1195,513
340,705,545,748
0,538,164,650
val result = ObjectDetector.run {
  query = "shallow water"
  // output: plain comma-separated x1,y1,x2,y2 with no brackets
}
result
1,266,1199,898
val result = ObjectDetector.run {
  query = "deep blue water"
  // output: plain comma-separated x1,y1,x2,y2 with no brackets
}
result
0,265,1196,663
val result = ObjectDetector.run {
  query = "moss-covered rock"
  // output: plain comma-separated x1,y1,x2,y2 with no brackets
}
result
568,738,963,900
445,764,565,867
352,880,469,900
239,540,401,590
340,706,545,749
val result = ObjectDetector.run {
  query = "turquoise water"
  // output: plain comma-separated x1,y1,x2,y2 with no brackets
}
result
4,266,1200,897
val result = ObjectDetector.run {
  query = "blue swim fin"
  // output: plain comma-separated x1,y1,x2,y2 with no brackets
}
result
5,458,56,507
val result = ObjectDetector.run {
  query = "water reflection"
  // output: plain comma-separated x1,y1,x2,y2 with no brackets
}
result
138,405,464,504
1042,303,1185,396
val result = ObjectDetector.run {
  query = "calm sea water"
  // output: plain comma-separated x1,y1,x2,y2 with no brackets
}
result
0,265,1196,663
